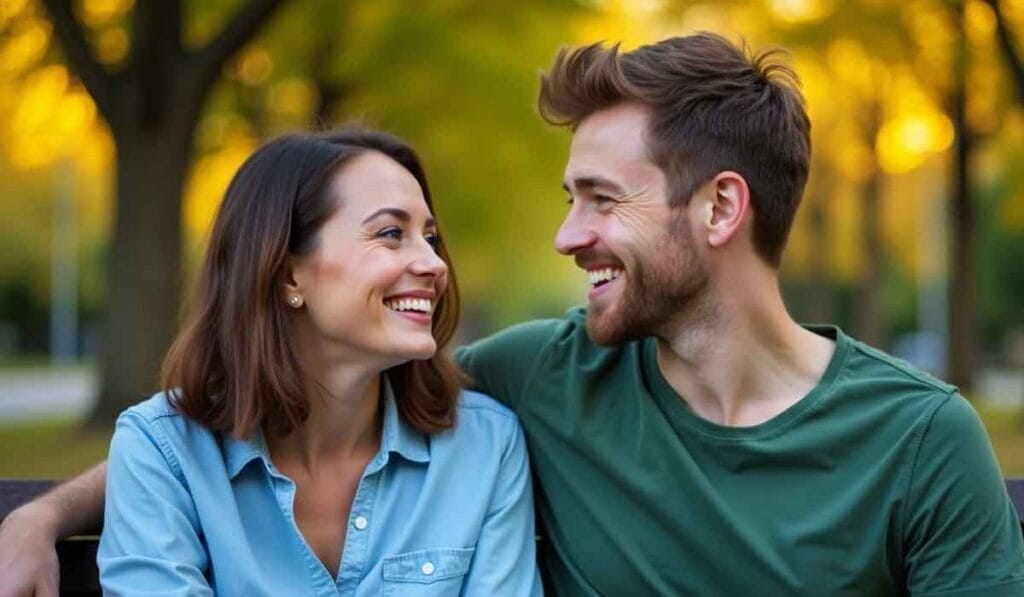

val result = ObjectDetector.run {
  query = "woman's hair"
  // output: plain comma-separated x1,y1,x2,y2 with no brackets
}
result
161,126,465,439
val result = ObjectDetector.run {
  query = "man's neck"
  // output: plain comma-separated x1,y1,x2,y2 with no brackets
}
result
655,280,835,427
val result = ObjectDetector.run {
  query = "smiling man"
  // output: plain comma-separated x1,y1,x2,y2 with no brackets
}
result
2,33,1023,597
455,34,1024,595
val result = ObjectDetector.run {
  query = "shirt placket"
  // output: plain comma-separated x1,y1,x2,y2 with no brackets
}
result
267,470,339,596
335,456,385,594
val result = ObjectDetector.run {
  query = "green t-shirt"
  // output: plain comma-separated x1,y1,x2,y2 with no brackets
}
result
455,308,1024,596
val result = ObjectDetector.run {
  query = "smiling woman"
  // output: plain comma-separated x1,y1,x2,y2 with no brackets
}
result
96,127,542,596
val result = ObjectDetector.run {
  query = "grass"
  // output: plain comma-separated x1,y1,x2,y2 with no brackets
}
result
0,419,111,478
0,406,1022,479
977,405,1024,478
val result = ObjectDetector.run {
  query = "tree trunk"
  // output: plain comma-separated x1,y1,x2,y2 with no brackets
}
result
948,1,976,392
86,128,192,425
855,100,885,348
35,0,285,427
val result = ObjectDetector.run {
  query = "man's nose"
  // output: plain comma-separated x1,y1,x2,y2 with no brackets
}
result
554,208,597,255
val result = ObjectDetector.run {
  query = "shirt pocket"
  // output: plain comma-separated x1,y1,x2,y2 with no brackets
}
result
382,547,475,597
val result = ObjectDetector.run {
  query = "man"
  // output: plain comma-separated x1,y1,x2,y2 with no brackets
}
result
2,33,1022,596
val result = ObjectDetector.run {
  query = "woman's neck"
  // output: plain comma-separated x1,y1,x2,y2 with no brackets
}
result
267,363,383,477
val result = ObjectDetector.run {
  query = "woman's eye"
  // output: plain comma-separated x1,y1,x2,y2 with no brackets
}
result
378,227,402,241
426,233,441,249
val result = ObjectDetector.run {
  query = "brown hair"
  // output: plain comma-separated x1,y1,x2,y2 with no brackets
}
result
538,32,811,267
161,127,465,439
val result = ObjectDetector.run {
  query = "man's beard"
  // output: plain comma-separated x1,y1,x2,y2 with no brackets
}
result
586,215,710,346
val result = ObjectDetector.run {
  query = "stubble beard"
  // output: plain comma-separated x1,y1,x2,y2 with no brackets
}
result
586,214,710,346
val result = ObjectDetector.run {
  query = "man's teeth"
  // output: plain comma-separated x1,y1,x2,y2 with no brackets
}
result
386,298,432,314
587,268,623,286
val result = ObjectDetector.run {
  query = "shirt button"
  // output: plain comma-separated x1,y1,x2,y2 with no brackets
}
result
421,562,435,576
353,516,368,530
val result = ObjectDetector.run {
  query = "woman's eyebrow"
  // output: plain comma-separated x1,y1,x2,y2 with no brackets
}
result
361,207,435,227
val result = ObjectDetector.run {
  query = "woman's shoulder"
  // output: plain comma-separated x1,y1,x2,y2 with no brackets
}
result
454,389,518,421
434,390,523,453
115,391,218,451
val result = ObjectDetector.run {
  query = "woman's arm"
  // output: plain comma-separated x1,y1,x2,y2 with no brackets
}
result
0,462,107,597
461,420,543,596
99,412,212,596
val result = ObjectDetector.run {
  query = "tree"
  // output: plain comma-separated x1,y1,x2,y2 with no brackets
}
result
986,0,1024,103
41,0,284,425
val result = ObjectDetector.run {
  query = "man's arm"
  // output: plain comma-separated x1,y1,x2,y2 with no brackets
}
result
0,461,107,597
903,393,1024,596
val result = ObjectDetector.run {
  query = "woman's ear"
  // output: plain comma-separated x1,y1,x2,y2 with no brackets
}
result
705,171,750,249
282,257,304,309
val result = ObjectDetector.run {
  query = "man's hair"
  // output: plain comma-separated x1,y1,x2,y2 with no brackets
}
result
162,126,465,439
538,32,810,267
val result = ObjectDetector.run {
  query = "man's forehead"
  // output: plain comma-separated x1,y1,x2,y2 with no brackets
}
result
564,103,655,186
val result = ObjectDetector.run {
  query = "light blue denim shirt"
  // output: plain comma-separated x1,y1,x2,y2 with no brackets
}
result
98,384,542,596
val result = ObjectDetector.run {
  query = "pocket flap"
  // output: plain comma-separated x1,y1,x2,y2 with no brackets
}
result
382,547,475,584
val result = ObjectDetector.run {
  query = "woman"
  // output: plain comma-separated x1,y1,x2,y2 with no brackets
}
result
98,128,542,595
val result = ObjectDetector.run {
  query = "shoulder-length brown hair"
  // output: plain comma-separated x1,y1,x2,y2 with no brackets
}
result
162,127,465,439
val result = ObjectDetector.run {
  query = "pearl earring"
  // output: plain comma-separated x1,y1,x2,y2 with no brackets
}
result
287,295,303,308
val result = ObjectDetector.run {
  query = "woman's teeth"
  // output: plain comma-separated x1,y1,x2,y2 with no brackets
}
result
386,298,432,314
587,268,623,287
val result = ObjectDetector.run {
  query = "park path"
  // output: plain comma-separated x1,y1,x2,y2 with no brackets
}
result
0,367,96,425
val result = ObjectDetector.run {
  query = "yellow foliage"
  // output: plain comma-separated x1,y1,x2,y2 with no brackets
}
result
826,38,875,99
0,17,50,76
78,0,133,28
0,0,30,27
573,0,657,49
876,112,953,174
268,78,317,119
965,0,996,41
876,72,953,175
236,46,273,86
96,27,129,65
183,134,258,246
768,0,835,25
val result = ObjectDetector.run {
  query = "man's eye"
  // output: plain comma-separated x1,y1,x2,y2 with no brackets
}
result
594,194,615,203
378,227,402,241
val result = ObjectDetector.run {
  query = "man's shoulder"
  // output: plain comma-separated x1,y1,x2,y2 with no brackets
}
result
486,307,588,348
838,329,956,396
457,307,590,362
815,327,961,432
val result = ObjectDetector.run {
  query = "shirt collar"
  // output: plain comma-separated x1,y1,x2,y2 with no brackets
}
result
378,374,431,464
222,375,429,480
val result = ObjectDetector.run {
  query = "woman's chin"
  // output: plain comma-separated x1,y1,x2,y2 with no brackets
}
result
389,340,438,364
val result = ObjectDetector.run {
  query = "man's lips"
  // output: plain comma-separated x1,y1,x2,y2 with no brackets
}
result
584,265,624,300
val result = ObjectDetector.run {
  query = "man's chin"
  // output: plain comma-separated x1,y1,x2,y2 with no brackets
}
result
585,309,635,346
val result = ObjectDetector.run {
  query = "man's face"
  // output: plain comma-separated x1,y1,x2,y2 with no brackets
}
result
556,102,709,345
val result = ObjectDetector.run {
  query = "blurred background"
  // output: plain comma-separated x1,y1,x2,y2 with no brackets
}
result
0,0,1022,477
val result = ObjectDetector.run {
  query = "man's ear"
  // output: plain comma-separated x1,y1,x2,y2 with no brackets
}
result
704,171,750,249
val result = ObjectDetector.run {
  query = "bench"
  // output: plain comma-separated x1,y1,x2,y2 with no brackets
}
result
3,478,1024,595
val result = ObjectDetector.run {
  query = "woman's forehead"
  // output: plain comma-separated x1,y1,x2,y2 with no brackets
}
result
326,152,432,222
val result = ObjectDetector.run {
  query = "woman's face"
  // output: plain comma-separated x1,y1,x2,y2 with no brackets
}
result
288,151,448,369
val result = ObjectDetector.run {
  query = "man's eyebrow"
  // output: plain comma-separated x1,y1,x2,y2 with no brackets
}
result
562,176,627,195
361,207,435,227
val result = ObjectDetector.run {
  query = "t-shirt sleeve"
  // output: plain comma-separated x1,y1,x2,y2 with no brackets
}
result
903,392,1024,596
454,319,561,411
